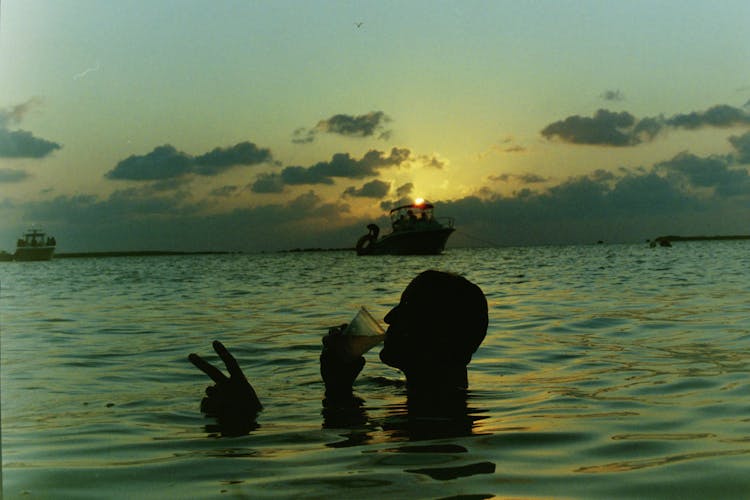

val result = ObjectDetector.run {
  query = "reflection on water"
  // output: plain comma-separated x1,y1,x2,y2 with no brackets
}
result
2,242,750,498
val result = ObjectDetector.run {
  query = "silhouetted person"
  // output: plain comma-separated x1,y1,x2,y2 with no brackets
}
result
407,209,417,225
322,270,487,399
189,270,488,436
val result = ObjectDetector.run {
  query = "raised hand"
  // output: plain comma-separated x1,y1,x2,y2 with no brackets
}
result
189,340,262,435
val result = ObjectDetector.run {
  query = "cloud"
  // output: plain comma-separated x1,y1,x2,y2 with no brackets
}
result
607,172,689,212
0,100,62,158
279,165,336,186
396,182,414,197
150,177,192,192
107,145,194,180
589,169,617,183
343,179,391,198
479,137,528,159
23,188,199,230
251,148,411,192
489,173,548,184
729,131,750,164
250,173,285,193
520,173,549,183
541,109,640,146
292,127,316,144
1,99,39,124
0,129,63,158
295,148,408,180
601,90,625,102
106,141,272,181
107,186,199,215
666,105,750,130
440,171,708,246
293,111,392,143
0,168,31,183
319,112,391,138
210,185,240,197
655,151,750,197
417,154,447,169
194,142,272,175
444,147,750,246
542,104,750,147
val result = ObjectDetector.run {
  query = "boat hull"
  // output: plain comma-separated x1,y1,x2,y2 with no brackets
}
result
14,246,55,261
360,228,454,255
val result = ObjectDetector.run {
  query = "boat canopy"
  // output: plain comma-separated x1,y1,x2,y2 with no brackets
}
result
388,201,434,214
18,228,56,248
389,202,435,225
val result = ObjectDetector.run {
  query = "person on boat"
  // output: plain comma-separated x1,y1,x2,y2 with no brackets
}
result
394,213,407,230
189,270,489,435
407,209,417,225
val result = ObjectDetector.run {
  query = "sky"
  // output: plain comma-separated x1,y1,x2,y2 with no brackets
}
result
1,0,750,252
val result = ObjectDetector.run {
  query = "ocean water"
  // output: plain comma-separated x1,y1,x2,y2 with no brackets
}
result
2,243,749,499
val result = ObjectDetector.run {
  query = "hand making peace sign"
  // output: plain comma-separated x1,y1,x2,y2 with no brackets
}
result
189,340,262,435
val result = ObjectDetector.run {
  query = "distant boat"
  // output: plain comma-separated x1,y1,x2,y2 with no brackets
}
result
649,237,672,248
14,228,56,261
355,200,455,255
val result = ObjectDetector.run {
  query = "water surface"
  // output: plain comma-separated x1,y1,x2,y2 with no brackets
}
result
2,243,749,498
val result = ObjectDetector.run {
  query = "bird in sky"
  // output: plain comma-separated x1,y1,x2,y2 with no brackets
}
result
355,22,363,28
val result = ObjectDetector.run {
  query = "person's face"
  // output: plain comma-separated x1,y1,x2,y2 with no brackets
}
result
379,279,428,370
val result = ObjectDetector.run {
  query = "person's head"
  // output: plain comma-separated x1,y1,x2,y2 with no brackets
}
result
379,270,488,384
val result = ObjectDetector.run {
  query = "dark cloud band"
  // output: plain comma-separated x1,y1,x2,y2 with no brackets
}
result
106,141,272,181
542,104,750,147
251,148,410,193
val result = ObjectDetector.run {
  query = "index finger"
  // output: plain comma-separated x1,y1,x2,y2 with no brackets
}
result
212,340,245,379
188,352,228,384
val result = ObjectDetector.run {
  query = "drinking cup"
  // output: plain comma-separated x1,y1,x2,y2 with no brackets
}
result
337,306,386,360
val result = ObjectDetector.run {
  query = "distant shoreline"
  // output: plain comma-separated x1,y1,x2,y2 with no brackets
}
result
10,237,749,260
55,250,234,259
653,235,750,242
53,248,356,258
279,247,353,253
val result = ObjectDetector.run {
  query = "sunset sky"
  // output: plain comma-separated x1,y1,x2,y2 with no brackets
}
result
2,1,750,252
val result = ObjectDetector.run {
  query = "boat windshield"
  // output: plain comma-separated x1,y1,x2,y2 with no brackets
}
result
389,203,436,230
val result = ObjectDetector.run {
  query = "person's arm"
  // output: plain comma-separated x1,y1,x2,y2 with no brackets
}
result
320,324,365,400
189,340,261,435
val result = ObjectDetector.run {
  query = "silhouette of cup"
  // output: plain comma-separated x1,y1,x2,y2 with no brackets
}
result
339,306,386,360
